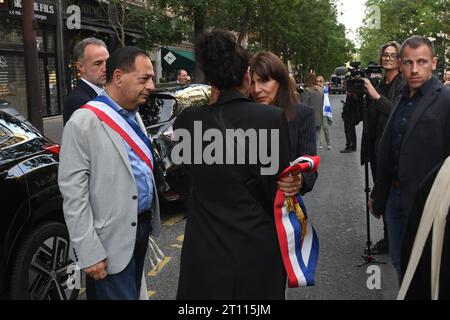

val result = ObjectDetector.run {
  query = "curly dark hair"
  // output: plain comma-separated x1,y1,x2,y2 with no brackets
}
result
195,29,251,90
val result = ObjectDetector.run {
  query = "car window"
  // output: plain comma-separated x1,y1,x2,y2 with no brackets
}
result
0,111,40,150
331,76,341,85
140,94,177,127
140,85,211,128
174,85,211,111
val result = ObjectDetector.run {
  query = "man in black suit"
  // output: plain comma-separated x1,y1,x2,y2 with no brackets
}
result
63,38,109,124
400,158,450,299
373,36,450,280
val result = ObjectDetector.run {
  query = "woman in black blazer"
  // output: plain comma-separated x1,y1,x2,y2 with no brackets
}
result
174,30,299,299
250,51,318,194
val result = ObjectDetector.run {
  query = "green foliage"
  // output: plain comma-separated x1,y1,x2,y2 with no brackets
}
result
118,0,353,79
359,0,450,67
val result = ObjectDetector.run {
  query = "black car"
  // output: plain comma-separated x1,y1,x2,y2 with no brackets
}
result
0,84,210,299
140,83,211,202
0,110,79,300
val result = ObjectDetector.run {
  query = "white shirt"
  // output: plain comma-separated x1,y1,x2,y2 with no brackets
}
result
81,78,104,96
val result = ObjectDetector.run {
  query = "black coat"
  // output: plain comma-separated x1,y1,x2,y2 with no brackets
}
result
401,159,450,299
63,80,98,125
174,89,290,299
363,74,404,170
289,103,317,194
373,76,450,217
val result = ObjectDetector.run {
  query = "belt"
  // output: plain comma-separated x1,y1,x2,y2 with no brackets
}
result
392,180,400,188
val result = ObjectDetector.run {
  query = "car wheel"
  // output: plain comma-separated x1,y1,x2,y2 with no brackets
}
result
9,221,80,300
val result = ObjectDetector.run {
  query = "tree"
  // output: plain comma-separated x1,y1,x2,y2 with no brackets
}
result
98,0,188,49
359,0,450,71
153,0,353,81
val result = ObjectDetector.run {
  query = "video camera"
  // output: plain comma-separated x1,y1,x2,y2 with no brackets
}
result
335,61,383,94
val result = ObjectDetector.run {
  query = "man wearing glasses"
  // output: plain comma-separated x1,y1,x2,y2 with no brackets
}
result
364,41,405,256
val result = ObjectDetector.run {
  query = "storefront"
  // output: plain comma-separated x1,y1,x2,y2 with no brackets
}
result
160,47,195,82
0,0,59,117
0,0,144,119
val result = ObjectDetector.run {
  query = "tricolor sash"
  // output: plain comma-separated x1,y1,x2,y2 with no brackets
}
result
274,155,320,288
80,97,153,172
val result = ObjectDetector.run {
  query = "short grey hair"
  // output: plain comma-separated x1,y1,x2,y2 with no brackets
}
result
73,37,107,62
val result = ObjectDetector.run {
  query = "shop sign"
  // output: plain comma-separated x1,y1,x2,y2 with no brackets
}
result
9,0,56,24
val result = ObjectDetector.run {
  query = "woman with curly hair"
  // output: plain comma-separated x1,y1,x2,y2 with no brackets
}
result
174,29,298,299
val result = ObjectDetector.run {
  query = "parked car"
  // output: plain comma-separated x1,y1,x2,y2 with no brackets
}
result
329,74,346,94
0,99,31,126
139,83,211,202
0,84,210,299
0,110,78,300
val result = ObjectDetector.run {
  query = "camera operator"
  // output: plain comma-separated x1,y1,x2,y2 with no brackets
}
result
340,88,360,153
364,41,405,255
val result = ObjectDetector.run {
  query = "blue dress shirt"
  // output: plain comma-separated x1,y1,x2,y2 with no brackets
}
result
102,92,154,214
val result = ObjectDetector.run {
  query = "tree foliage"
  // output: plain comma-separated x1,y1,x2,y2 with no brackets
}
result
98,0,189,49
359,0,450,70
115,0,353,79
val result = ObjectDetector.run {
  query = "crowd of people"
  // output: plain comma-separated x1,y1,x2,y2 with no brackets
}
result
58,30,450,300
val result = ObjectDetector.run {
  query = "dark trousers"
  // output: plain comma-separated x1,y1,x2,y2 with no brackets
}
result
344,120,357,150
370,160,388,242
86,213,152,300
385,187,405,282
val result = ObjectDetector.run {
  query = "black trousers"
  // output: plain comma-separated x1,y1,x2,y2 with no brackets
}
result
370,159,388,242
344,120,357,150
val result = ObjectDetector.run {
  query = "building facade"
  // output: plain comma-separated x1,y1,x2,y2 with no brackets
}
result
0,0,144,119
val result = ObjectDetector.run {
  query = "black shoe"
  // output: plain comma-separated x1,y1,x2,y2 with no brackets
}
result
340,148,353,153
371,239,389,255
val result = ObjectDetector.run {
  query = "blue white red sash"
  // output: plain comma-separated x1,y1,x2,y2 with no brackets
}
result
80,99,153,172
274,156,320,287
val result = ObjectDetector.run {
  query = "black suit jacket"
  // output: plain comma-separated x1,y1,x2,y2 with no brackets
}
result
400,159,450,299
363,74,404,167
63,80,98,125
174,89,290,299
289,103,318,194
373,76,450,217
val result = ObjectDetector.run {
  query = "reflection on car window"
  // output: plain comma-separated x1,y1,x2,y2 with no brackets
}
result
175,85,211,111
0,112,40,150
140,84,211,128
141,95,176,126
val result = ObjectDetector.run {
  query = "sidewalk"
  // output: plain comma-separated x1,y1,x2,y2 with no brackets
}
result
43,115,63,144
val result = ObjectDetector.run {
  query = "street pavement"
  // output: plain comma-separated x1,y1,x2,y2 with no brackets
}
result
58,94,398,300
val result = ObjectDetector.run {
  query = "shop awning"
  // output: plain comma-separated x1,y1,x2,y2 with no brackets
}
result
161,47,195,76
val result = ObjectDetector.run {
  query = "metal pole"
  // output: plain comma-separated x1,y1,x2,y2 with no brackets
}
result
56,0,67,115
22,0,43,132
